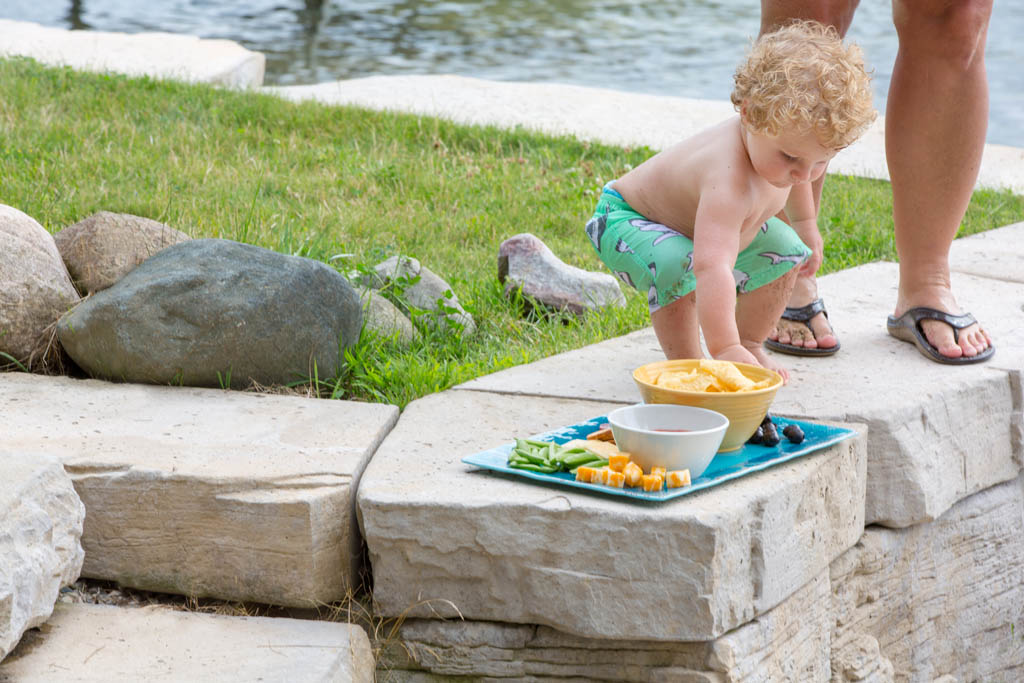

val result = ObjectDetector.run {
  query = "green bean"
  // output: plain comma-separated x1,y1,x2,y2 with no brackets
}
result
509,462,559,473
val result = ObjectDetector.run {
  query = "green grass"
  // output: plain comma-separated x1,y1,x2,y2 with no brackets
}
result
2,57,1021,407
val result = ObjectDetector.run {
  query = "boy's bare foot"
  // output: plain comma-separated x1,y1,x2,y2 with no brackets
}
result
767,274,838,352
748,345,790,383
891,283,993,361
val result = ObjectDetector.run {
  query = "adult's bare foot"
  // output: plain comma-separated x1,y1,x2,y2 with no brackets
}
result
766,273,838,352
894,283,993,360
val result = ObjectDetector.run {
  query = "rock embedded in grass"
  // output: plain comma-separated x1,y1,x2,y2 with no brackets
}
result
0,204,81,370
54,211,191,295
362,255,476,337
55,238,363,389
498,232,625,316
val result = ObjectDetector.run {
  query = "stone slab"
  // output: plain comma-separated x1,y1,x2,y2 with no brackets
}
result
270,74,1024,195
0,453,85,659
377,568,833,682
949,220,1024,283
0,602,374,682
356,389,866,641
456,260,1024,528
830,474,1024,682
0,373,399,607
0,20,265,88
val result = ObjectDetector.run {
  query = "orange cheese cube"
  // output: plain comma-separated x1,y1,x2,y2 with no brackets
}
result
623,461,644,487
590,468,611,485
665,469,692,488
606,470,626,488
608,454,630,472
575,466,598,483
641,474,664,492
650,466,667,480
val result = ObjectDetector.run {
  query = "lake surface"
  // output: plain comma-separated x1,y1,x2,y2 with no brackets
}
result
4,1,1022,146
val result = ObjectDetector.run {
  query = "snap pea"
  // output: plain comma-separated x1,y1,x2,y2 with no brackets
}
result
511,462,559,473
506,438,609,475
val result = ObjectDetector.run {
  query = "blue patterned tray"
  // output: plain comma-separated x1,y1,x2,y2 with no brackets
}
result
462,415,857,501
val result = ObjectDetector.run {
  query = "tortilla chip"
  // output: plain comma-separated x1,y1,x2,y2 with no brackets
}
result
698,359,755,391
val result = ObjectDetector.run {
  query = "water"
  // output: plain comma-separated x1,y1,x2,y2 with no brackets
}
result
3,1,1022,146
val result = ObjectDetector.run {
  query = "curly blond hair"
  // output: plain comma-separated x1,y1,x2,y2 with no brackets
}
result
731,20,876,150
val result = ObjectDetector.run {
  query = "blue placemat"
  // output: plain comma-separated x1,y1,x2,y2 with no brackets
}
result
461,415,857,501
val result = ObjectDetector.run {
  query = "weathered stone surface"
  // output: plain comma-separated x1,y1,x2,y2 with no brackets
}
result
0,603,374,681
377,570,833,681
830,475,1024,682
0,205,79,369
949,220,1024,284
357,389,866,641
53,211,190,295
0,372,398,607
56,238,363,389
367,256,476,337
457,261,1024,528
498,232,625,314
0,19,265,88
0,453,85,659
359,288,417,347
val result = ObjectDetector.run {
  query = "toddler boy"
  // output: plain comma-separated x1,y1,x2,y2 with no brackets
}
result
586,20,875,380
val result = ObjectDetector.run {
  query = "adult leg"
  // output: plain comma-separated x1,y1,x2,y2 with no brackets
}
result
887,0,993,359
650,294,704,361
760,0,859,352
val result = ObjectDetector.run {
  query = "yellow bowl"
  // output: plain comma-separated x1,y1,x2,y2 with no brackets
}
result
632,359,783,452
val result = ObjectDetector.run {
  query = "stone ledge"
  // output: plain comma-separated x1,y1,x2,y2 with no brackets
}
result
0,19,265,88
0,453,85,659
0,373,398,606
0,602,374,682
357,389,866,641
456,260,1024,528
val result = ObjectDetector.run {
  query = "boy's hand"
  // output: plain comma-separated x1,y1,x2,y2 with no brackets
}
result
791,218,823,277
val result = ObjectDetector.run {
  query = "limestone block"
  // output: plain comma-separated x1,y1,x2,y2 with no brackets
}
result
0,20,265,88
830,476,1024,682
0,372,398,607
457,262,1024,528
949,221,1024,284
0,453,85,659
357,389,866,641
377,570,833,681
0,603,374,682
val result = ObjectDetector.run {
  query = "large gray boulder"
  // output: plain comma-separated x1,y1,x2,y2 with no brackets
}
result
498,233,625,315
54,211,191,295
368,256,476,337
1,452,86,660
56,239,362,389
0,205,80,369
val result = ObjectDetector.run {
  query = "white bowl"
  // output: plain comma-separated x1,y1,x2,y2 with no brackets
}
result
606,404,729,479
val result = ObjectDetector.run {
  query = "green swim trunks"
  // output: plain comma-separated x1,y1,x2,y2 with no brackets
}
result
585,182,811,312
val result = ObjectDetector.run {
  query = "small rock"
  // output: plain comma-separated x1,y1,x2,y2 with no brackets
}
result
358,288,418,347
0,205,80,370
369,256,476,337
498,233,624,315
54,211,191,295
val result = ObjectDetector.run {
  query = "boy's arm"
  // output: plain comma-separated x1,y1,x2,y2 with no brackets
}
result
692,190,760,367
784,181,823,277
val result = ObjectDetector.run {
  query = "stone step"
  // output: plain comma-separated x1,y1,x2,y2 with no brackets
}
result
356,389,866,641
0,602,374,682
373,474,1024,681
0,373,398,607
0,453,84,659
0,20,264,89
456,255,1024,528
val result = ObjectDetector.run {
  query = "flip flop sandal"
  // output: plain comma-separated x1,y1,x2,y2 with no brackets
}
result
886,306,995,365
763,298,840,357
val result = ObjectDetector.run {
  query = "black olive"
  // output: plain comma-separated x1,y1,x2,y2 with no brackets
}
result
762,422,781,447
761,412,774,427
782,424,805,444
748,425,765,444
